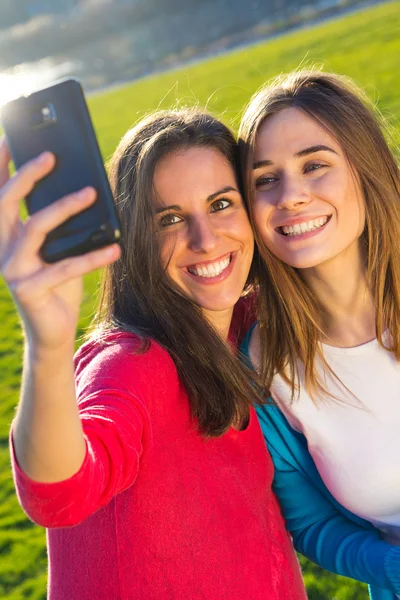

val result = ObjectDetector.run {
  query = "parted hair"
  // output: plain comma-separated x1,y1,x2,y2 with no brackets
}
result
93,108,260,436
238,70,400,400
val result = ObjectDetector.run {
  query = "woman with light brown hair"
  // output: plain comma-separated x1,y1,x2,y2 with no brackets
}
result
239,70,400,600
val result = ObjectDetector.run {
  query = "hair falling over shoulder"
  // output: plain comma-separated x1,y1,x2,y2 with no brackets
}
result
89,108,263,436
238,69,400,403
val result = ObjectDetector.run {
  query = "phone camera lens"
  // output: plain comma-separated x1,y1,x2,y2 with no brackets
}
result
31,104,56,128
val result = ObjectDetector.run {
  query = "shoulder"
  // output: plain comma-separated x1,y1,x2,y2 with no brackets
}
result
75,330,173,368
256,402,291,434
230,291,258,346
74,331,179,395
256,401,311,470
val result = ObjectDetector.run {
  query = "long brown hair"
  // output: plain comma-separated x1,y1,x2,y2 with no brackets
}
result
92,108,260,436
238,70,400,401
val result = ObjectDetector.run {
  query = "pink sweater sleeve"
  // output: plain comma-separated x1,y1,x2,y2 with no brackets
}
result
10,335,151,528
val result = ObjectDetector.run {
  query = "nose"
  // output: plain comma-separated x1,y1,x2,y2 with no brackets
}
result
276,176,311,211
187,216,218,253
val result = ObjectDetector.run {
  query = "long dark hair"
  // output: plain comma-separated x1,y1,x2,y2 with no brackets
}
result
239,70,400,401
92,108,261,436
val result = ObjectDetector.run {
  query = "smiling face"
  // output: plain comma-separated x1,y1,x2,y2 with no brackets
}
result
153,146,254,331
252,107,366,270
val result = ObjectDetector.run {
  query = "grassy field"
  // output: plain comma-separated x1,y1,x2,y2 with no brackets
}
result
1,1,399,598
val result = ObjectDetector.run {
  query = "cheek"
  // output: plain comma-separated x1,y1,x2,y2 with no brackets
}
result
252,196,272,242
237,216,255,248
339,178,366,236
350,199,366,239
359,203,366,234
354,187,366,236
221,210,254,247
159,233,179,272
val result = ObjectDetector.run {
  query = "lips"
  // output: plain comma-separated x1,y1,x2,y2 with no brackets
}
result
276,215,331,237
186,253,232,278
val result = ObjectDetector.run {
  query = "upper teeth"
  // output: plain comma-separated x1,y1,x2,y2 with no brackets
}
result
281,217,329,236
188,256,231,278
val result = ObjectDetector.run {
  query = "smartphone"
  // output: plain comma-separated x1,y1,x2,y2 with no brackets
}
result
1,78,121,263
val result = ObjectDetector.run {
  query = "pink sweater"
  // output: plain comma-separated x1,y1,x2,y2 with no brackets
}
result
11,332,306,600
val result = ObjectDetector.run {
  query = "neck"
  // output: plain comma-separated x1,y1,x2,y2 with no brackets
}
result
202,307,234,341
301,242,376,347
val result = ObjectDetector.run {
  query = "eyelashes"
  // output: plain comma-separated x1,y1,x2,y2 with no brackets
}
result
158,197,233,229
255,176,277,188
255,162,329,189
210,198,232,212
304,162,327,173
159,213,183,228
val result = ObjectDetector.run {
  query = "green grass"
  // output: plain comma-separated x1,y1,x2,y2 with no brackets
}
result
89,0,400,162
1,2,399,597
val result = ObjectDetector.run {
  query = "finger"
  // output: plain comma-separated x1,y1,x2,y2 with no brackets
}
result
0,137,11,188
0,152,56,252
0,151,56,215
13,187,98,259
11,244,121,304
1,180,94,266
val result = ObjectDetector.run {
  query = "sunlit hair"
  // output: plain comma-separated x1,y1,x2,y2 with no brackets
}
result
91,108,261,436
238,70,400,401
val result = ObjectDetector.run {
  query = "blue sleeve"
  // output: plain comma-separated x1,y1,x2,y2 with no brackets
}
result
268,437,400,594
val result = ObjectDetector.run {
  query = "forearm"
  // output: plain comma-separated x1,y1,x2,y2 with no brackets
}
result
13,341,86,483
292,515,400,593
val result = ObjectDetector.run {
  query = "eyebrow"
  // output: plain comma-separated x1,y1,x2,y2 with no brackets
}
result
155,185,238,214
253,145,338,170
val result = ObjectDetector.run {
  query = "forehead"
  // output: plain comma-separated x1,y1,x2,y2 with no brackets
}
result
254,107,339,159
153,146,237,207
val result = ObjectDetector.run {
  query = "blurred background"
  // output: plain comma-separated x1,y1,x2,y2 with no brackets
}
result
0,0,384,105
0,1,399,598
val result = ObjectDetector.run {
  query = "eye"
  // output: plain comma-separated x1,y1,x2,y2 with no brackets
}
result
304,162,327,174
210,198,232,212
159,213,183,228
255,175,278,189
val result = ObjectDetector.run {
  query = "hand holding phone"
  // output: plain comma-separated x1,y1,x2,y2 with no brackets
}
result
0,78,121,263
0,139,120,352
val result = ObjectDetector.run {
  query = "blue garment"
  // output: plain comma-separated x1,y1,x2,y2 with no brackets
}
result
241,327,400,600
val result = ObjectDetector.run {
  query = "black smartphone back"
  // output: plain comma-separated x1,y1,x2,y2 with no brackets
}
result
1,78,121,263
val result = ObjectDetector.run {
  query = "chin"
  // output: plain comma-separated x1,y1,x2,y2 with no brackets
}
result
194,295,239,313
273,250,323,270
198,301,237,313
287,260,321,270
284,259,316,269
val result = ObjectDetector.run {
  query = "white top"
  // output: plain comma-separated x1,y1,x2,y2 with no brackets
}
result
271,333,400,544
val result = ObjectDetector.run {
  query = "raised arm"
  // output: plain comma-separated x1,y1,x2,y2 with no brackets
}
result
0,139,120,484
256,404,400,596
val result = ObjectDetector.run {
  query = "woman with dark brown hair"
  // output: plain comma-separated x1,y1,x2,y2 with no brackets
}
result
239,70,400,599
1,108,306,599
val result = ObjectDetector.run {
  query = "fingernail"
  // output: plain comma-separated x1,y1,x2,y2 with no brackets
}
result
78,187,96,199
37,152,52,163
105,245,119,258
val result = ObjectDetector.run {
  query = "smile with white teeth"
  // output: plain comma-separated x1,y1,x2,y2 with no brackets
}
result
187,255,231,278
279,216,330,237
